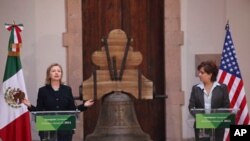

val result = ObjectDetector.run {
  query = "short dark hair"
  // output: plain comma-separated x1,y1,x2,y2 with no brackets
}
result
197,60,218,82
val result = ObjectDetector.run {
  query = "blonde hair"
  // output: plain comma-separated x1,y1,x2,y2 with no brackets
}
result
45,63,64,85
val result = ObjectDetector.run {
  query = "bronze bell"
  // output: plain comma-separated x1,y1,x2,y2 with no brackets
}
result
85,91,152,141
83,29,154,141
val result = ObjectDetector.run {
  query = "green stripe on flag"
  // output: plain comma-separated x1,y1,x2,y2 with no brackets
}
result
8,29,15,51
3,56,22,82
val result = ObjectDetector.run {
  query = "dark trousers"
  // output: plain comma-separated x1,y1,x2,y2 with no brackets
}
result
194,128,225,141
39,131,73,141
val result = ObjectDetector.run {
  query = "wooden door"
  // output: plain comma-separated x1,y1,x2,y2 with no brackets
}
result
82,0,165,140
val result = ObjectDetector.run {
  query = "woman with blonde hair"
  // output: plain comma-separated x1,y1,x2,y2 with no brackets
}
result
23,63,94,141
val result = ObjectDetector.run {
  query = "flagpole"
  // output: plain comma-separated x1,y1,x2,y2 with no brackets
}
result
225,20,229,30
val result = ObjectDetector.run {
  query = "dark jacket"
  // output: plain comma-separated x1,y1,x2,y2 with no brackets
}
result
188,83,230,116
188,83,230,141
28,84,87,140
28,84,87,111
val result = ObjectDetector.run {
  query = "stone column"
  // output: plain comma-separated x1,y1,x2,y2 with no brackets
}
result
63,0,84,140
164,0,184,141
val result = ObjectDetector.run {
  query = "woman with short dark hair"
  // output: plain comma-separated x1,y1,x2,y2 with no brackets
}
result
189,60,230,141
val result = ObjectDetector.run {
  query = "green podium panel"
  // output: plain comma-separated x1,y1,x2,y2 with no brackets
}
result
36,115,76,131
196,113,235,129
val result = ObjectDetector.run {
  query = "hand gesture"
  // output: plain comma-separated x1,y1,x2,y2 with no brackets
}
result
84,99,94,107
22,99,32,107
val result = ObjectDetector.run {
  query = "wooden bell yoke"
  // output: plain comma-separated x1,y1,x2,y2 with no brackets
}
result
82,29,153,100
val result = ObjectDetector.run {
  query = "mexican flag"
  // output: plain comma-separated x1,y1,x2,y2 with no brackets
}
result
0,23,32,141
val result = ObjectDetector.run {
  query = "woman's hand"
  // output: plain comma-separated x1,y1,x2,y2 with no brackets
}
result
22,99,32,107
84,99,94,107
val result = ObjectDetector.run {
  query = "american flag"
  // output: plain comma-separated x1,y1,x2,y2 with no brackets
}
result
217,23,250,141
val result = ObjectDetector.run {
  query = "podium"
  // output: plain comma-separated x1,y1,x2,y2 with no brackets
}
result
31,110,80,141
190,108,238,141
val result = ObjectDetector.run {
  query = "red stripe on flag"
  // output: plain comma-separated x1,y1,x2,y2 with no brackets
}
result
226,75,236,93
0,112,32,141
218,71,227,83
230,80,243,108
243,113,250,124
225,134,230,141
245,108,250,124
239,97,249,124
235,97,245,123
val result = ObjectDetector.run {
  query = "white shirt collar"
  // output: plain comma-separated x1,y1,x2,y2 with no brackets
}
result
196,81,220,90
